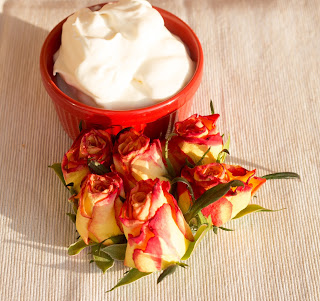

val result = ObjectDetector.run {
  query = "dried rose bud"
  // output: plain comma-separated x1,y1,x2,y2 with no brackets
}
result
119,179,193,272
62,129,113,193
113,129,168,191
76,173,124,245
168,114,223,174
177,163,266,226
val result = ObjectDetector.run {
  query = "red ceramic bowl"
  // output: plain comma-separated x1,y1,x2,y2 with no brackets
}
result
40,3,203,140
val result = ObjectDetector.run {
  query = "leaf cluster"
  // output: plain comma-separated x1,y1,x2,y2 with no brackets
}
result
68,237,127,274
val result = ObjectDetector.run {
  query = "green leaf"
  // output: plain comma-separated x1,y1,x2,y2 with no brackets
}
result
216,149,230,163
262,172,301,180
102,243,127,261
108,268,152,292
176,262,188,268
48,163,66,186
195,147,211,166
157,265,178,284
68,239,94,255
171,177,195,202
157,263,188,284
182,224,211,260
109,235,127,244
89,241,104,256
92,250,114,273
88,235,126,250
206,214,213,226
91,244,115,273
232,204,283,220
66,213,76,224
219,226,234,232
184,180,244,223
213,226,234,234
197,212,209,225
185,158,194,168
164,133,177,178
88,160,110,175
220,135,230,163
210,100,215,115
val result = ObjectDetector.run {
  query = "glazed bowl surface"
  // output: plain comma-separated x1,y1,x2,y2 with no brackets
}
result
40,3,204,139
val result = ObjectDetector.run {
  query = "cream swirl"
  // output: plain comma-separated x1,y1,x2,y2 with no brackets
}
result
53,0,195,110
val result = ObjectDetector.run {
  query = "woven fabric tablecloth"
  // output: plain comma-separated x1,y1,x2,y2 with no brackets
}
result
1,0,319,300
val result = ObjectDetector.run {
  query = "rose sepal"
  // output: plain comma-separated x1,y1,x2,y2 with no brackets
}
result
108,268,152,292
212,226,234,234
232,204,284,220
181,224,212,260
68,236,127,273
90,243,114,273
157,262,188,284
68,234,126,256
49,163,66,186
91,238,128,273
50,162,77,195
68,238,95,255
66,212,76,224
101,243,127,261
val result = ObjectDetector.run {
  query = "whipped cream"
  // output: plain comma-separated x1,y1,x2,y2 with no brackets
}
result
53,0,195,110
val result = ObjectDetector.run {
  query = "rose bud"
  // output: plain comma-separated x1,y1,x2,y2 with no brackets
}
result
113,128,168,191
119,179,194,273
177,163,266,227
167,114,224,174
62,129,113,193
76,173,124,245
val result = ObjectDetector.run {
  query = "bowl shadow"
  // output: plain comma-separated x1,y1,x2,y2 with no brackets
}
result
0,13,77,257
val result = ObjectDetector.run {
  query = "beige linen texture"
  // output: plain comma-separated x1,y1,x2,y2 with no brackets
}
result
0,0,319,300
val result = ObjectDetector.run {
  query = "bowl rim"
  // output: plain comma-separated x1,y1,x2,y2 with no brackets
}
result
40,3,204,117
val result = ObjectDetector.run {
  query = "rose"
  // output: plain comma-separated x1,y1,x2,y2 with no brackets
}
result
62,129,113,193
119,179,194,272
177,163,266,227
113,128,168,191
76,173,124,245
167,114,224,174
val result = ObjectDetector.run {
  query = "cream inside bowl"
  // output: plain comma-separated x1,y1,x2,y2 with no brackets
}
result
53,0,195,110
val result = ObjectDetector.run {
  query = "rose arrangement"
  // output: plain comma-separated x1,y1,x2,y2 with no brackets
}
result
50,102,300,291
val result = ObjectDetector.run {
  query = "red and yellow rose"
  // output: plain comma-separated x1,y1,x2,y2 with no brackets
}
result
119,179,194,272
113,129,168,191
62,129,113,192
76,173,124,246
49,100,299,290
177,163,266,227
167,114,224,174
